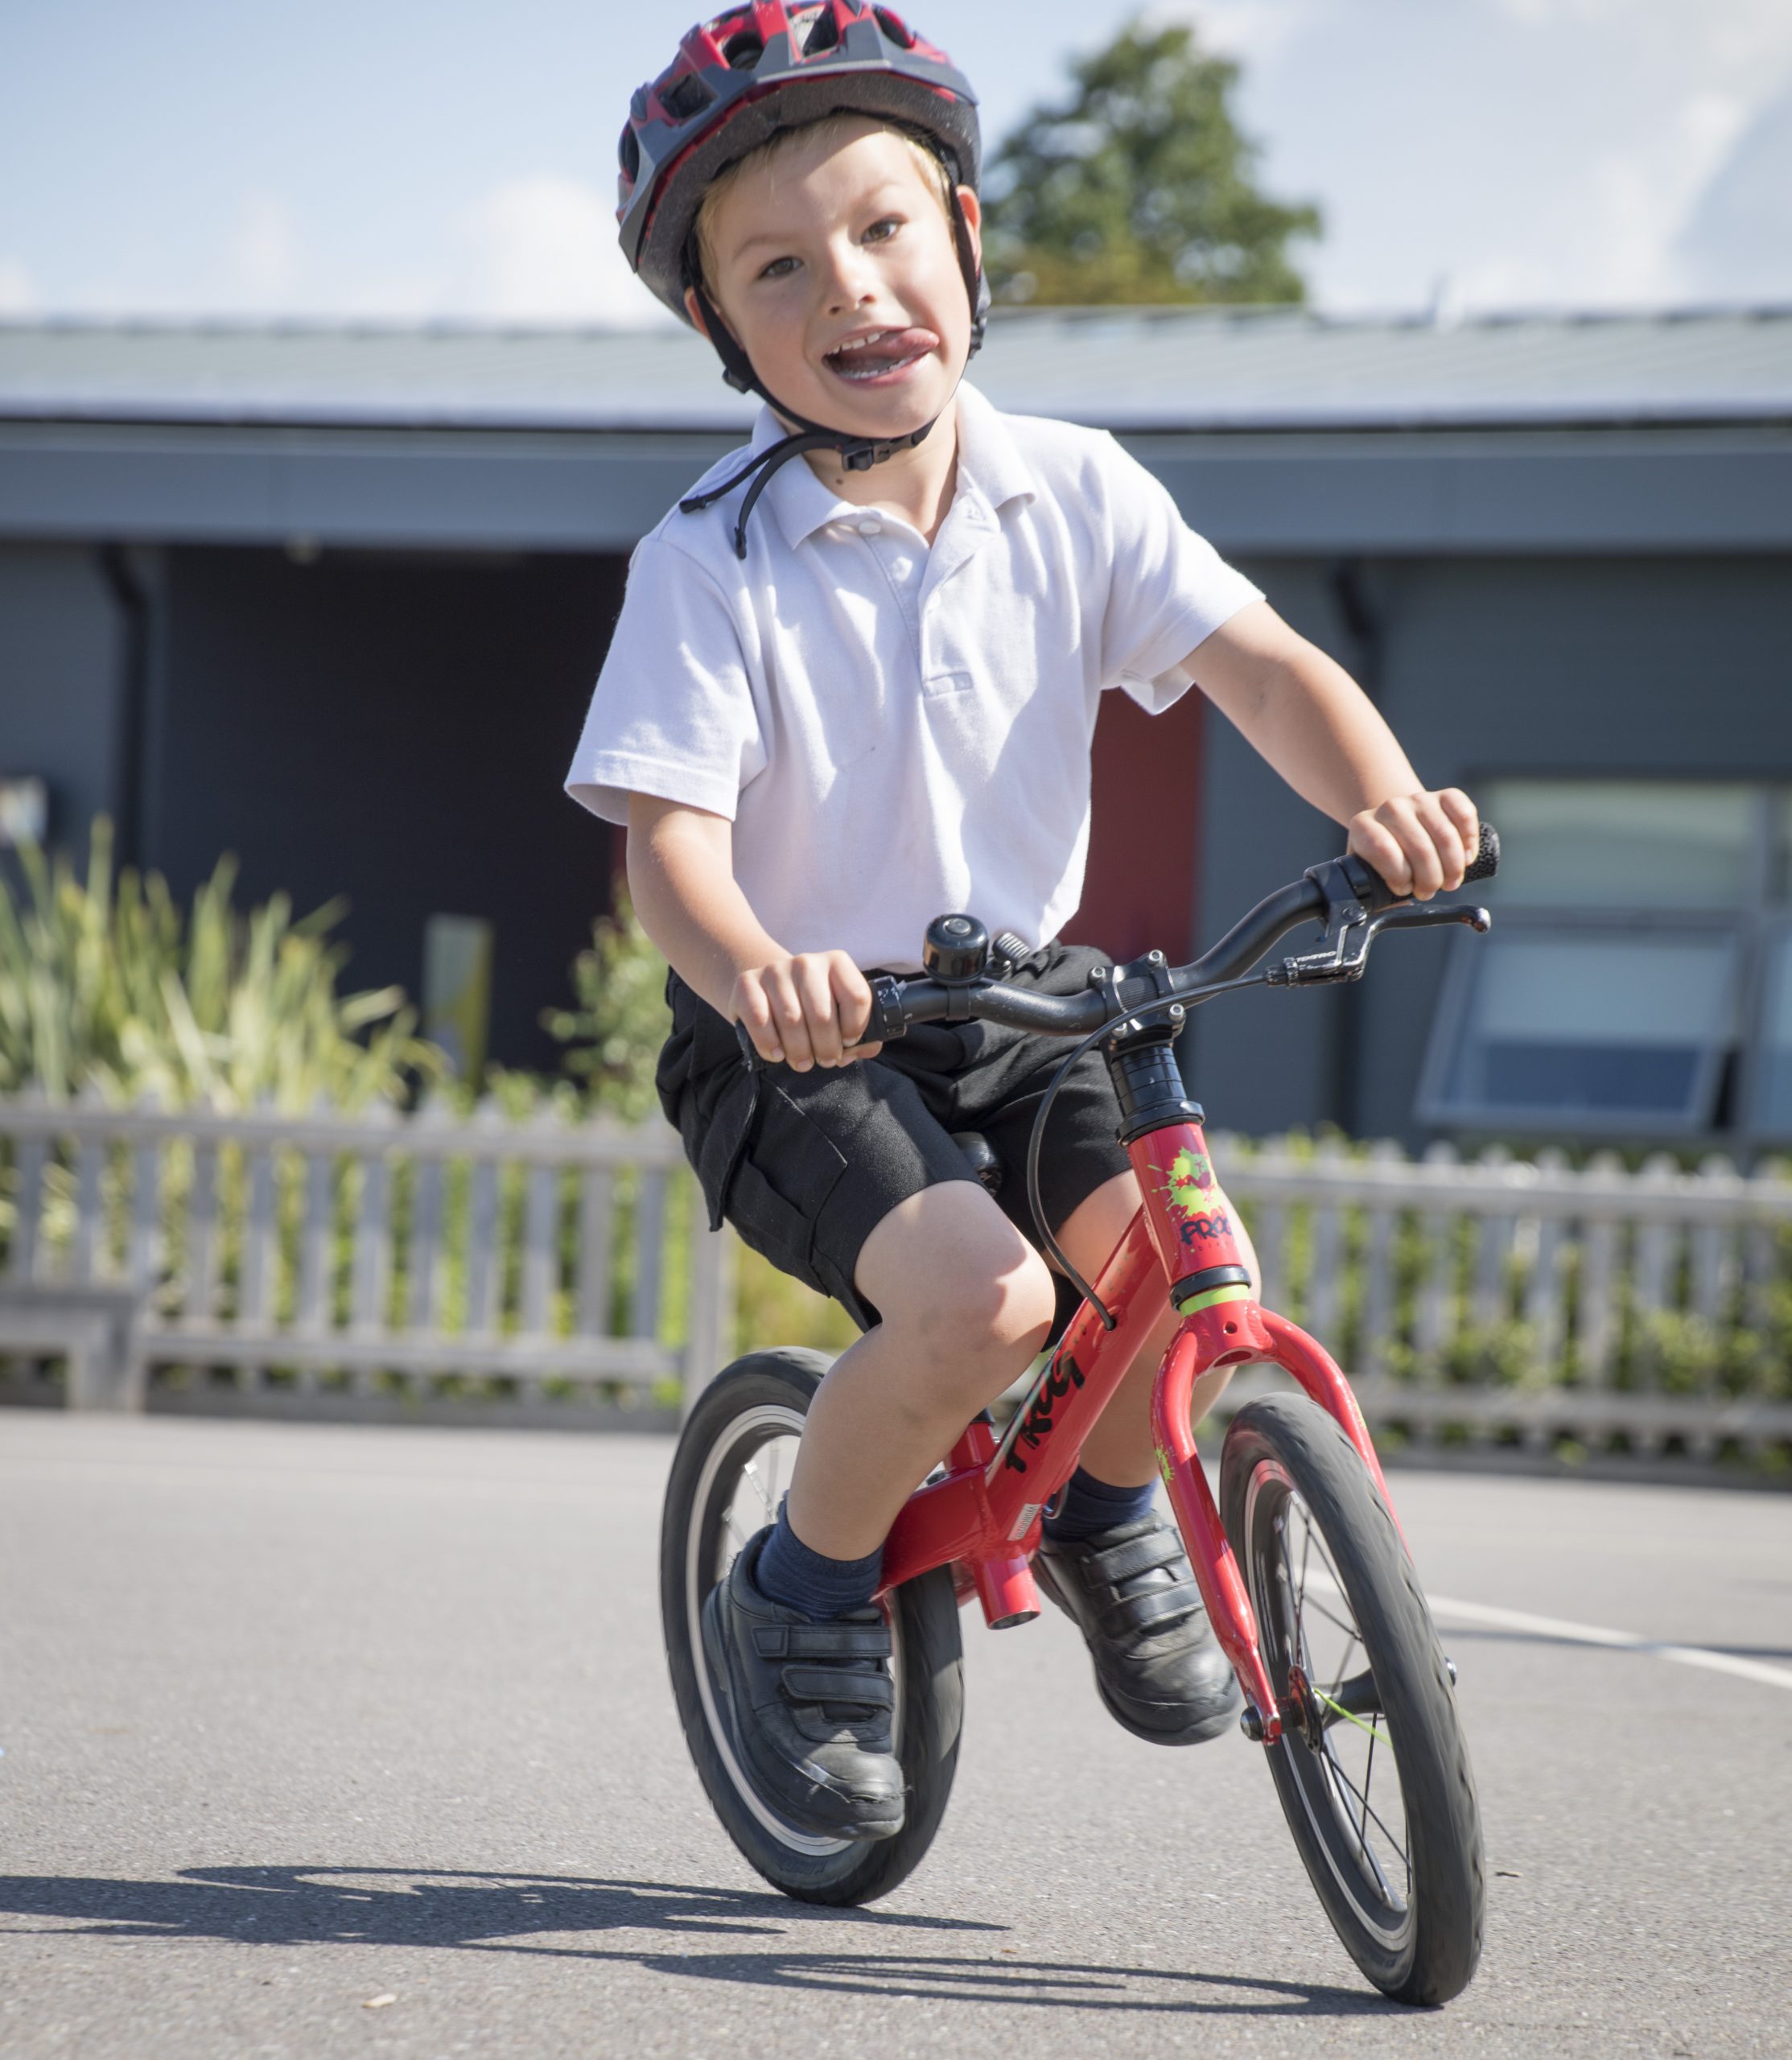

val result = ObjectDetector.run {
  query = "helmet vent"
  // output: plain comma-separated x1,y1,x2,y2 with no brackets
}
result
722,31,765,69
618,124,641,181
801,9,842,56
873,7,916,47
661,72,715,121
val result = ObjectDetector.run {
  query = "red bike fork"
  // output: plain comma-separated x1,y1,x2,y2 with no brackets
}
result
1130,1119,1404,1741
1150,1321,1280,1736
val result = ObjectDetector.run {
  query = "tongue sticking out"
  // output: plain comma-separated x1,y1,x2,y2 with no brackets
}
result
825,327,937,380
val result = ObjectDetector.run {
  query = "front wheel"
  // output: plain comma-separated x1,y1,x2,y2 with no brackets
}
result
660,1348,965,1905
1220,1395,1485,2005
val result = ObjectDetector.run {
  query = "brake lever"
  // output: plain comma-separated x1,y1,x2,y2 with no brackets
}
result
1265,900,1491,987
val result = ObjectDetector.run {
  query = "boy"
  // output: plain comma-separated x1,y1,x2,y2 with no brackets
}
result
569,3,1477,1843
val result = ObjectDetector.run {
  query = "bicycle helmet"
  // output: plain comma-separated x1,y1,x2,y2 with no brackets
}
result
616,3,990,553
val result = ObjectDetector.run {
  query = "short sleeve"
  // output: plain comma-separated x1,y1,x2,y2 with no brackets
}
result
1095,435,1264,714
564,534,766,826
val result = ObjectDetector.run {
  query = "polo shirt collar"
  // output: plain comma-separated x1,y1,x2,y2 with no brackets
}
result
953,382,1036,521
753,378,1036,550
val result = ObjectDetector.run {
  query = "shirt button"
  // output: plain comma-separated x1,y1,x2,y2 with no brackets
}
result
856,517,882,536
891,557,913,580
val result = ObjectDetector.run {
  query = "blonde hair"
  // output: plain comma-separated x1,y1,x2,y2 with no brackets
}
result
691,114,955,303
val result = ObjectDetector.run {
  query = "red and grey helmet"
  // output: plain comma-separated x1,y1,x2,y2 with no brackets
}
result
624,5,988,555
618,3,984,333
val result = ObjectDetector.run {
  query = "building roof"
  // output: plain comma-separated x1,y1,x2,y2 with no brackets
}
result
2,304,1789,434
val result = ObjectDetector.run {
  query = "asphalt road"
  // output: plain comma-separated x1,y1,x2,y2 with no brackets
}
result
2,1412,1789,2060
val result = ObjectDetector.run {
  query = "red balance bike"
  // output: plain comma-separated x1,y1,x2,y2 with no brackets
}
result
661,829,1498,2006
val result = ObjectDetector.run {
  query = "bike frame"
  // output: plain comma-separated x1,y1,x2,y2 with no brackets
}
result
875,1111,1401,1747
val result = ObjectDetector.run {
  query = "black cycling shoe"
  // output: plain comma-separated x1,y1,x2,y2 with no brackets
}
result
1035,1510,1240,1745
700,1527,905,1842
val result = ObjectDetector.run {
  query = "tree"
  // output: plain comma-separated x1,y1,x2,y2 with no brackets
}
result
981,19,1320,307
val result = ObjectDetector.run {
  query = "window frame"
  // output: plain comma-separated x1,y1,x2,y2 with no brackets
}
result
1743,914,1792,1146
1417,907,1748,1140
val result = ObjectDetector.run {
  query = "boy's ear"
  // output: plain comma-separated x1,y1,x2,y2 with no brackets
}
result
954,185,983,270
683,285,711,338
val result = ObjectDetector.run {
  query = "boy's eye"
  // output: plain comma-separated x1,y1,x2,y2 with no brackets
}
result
757,254,799,280
863,216,901,245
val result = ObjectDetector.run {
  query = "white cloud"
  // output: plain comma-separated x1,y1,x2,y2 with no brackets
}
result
453,173,677,327
1675,84,1792,299
0,258,37,315
1156,0,1323,65
228,191,302,309
1143,0,1792,311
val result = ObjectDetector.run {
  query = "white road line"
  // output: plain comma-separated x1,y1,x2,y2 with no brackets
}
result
1304,1570,1792,1695
1423,1591,1792,1695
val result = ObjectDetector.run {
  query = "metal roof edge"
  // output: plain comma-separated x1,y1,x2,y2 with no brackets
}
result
3,301,1791,338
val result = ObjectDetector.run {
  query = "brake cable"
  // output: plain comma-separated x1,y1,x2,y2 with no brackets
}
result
1024,969,1271,1329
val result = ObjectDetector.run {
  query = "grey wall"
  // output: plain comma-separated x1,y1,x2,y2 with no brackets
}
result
0,544,129,851
1189,552,1792,1142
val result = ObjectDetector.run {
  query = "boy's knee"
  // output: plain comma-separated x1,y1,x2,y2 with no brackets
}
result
855,1183,1055,1407
880,1253,1054,1415
945,1249,1055,1359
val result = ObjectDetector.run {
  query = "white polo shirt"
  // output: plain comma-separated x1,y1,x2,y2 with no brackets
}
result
565,381,1262,972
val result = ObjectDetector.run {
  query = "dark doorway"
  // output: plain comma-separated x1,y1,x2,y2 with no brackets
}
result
144,546,628,1073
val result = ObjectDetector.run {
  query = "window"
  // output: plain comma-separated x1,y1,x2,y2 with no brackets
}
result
1755,929,1792,1136
1486,781,1756,909
1422,779,1790,1140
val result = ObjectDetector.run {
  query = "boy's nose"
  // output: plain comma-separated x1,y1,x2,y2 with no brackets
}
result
821,239,878,313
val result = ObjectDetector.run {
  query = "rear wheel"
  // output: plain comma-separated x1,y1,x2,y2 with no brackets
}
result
1220,1395,1485,2004
660,1348,965,1905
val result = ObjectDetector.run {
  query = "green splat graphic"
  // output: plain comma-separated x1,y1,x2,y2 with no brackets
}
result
1166,1147,1213,1211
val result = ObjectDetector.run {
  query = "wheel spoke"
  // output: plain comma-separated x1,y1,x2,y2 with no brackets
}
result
1321,1737,1407,1886
1324,1636,1362,1700
740,1456,775,1522
1298,1592,1359,1642
1360,1724,1378,1846
1305,1523,1350,1601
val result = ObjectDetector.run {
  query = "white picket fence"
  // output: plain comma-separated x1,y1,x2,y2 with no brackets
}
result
1212,1135,1792,1462
2,1094,1790,1465
0,1094,732,1426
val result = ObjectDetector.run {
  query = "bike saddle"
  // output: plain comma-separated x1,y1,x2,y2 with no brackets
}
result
951,1130,1002,1194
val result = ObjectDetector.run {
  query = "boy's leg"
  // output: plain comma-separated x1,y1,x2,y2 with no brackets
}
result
704,1180,1055,1840
785,1180,1057,1560
1029,1167,1260,1747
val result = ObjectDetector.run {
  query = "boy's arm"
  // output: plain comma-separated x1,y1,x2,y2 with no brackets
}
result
1188,599,1479,899
626,793,880,1069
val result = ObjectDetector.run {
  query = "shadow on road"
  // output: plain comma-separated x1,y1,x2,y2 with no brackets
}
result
0,1864,1397,2017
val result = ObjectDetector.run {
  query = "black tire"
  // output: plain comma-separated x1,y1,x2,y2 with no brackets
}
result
660,1347,965,1905
1220,1395,1485,2005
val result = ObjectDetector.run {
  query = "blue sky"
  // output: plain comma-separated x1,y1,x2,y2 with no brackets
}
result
2,0,1788,324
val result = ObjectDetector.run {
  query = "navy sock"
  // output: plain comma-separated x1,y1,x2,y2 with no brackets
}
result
754,1506,883,1621
1043,1466,1157,1543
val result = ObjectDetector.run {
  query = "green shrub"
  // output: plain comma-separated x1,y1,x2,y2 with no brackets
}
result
541,891,672,1123
0,821,439,1110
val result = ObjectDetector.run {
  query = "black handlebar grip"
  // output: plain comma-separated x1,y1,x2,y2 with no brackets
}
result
1462,820,1500,886
860,975,908,1048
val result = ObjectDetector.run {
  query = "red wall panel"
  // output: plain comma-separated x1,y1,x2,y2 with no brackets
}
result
1063,686,1205,962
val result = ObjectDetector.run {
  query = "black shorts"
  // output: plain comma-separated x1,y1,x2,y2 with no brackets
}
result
655,941,1136,1330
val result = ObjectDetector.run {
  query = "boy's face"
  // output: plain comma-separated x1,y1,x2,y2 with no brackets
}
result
689,120,980,441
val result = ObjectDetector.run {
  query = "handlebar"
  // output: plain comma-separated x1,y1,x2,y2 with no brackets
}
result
857,822,1499,1049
